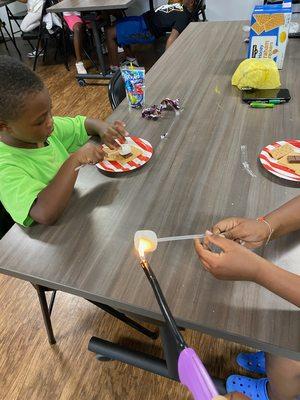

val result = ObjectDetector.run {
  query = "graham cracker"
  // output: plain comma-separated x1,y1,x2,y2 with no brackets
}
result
105,146,141,165
264,13,285,32
268,144,294,160
254,14,271,26
278,153,300,174
252,21,265,35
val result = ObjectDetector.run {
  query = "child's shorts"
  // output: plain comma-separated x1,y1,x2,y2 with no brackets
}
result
116,16,155,46
64,14,84,31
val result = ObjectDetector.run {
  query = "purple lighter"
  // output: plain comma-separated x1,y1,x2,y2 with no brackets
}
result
139,255,219,400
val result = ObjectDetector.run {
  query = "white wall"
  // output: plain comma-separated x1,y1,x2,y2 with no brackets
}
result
127,0,265,20
206,0,264,21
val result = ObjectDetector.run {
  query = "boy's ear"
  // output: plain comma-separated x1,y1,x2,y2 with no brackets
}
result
0,121,12,134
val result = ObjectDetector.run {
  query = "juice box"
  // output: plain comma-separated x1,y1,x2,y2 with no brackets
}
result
247,2,292,69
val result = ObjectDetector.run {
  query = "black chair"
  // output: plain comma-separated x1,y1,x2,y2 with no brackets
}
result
5,4,34,51
108,69,126,110
0,18,22,58
0,203,14,239
21,0,69,71
194,0,207,22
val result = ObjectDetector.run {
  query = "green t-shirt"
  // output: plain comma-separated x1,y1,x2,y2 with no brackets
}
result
0,115,89,227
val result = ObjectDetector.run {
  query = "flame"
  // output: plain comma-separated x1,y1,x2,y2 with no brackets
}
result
138,238,152,259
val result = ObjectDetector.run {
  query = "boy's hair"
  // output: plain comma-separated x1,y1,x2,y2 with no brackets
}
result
0,56,44,122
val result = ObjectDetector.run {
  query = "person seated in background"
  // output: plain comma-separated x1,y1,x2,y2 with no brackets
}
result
106,0,197,71
0,56,127,226
194,196,300,400
63,9,124,75
17,0,44,57
62,11,89,75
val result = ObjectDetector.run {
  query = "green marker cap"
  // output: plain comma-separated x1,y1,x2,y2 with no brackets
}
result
250,102,275,108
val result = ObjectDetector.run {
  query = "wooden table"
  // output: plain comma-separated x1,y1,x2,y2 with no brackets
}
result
48,0,136,83
0,21,299,382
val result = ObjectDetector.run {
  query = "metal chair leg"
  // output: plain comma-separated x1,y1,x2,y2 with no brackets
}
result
61,27,70,71
0,26,9,53
33,36,42,71
5,5,17,46
34,284,56,345
2,21,22,58
87,300,159,340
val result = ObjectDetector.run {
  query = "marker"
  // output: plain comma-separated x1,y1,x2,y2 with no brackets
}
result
268,99,286,104
252,100,286,105
250,102,275,109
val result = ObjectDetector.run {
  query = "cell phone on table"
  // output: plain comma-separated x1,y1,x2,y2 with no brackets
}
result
242,88,291,103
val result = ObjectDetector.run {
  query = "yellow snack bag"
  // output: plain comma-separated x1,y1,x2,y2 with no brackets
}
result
231,59,281,90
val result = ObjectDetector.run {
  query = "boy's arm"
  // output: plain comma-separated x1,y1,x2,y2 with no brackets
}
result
84,118,127,149
29,143,105,225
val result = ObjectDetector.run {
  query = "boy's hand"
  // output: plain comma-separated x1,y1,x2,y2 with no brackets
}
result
212,217,270,249
194,233,266,282
71,143,106,167
99,120,128,150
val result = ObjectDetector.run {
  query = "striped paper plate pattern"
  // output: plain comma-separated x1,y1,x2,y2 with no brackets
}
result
96,136,153,173
259,139,300,182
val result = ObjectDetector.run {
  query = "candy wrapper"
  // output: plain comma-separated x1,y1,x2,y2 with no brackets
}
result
142,98,180,120
121,66,145,108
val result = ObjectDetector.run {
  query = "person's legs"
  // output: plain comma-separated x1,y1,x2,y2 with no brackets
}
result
123,45,135,59
266,354,300,400
106,16,155,68
20,11,42,33
72,22,85,63
64,15,87,74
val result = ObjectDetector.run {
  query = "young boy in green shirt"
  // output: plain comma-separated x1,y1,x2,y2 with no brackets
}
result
0,56,127,227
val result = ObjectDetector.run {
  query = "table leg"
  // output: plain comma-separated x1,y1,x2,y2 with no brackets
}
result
34,285,56,345
88,323,226,393
87,299,159,339
91,19,108,77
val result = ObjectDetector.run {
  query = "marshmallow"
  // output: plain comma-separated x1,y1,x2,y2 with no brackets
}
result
119,144,131,156
134,230,158,253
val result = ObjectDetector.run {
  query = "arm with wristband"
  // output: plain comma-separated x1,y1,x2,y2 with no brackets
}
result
212,195,300,248
193,196,300,308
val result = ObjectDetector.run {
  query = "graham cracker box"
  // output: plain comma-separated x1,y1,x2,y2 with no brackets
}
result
247,2,292,69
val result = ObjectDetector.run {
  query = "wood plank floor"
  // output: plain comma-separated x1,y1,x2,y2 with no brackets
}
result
0,41,255,400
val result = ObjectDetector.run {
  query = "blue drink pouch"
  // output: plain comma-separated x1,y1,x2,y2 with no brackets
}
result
121,66,145,108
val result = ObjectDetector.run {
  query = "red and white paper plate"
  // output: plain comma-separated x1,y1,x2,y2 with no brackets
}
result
96,136,153,173
259,139,300,182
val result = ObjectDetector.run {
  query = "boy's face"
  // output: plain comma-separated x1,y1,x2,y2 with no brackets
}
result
0,88,53,145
